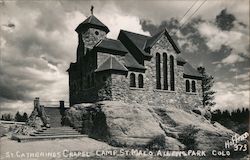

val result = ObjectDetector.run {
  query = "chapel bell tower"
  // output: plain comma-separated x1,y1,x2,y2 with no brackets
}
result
75,6,110,62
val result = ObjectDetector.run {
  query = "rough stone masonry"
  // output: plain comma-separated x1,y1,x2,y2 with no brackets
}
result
67,14,203,109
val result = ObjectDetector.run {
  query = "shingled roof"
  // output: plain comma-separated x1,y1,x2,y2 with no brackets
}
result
118,29,180,58
124,53,146,70
95,38,128,54
176,55,186,63
183,63,202,79
75,15,109,33
95,55,128,72
119,30,151,57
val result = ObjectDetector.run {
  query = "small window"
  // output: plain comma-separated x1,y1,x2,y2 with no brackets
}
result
95,31,99,35
138,74,144,88
130,73,136,87
186,80,190,92
192,80,196,92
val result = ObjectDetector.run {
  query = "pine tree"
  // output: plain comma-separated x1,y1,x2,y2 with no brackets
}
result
22,112,28,122
197,66,216,107
15,111,22,122
2,113,13,121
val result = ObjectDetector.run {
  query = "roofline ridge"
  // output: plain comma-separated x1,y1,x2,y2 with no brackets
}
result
120,29,151,37
144,29,164,49
142,40,147,50
95,39,103,47
96,56,110,71
88,15,93,22
110,55,113,69
144,28,180,53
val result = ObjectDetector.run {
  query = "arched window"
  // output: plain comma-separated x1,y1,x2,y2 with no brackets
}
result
163,53,168,90
138,74,144,88
170,55,175,91
186,80,190,92
192,80,196,92
156,53,161,89
130,73,136,87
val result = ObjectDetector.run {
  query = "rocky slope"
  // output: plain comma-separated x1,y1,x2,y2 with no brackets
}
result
63,101,237,153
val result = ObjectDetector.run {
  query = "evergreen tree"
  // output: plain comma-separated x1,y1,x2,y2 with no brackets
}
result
6,113,12,121
22,112,28,122
197,66,216,107
1,113,13,121
15,111,22,122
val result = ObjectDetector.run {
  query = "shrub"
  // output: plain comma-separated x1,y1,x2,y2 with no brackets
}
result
146,134,166,150
178,125,199,150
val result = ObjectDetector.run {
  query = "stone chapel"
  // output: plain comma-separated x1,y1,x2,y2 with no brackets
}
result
67,14,203,108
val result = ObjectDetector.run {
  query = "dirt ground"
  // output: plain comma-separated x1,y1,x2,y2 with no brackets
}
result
0,136,114,160
0,137,249,160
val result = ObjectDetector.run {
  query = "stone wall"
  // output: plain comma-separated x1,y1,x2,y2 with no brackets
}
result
111,74,129,102
107,34,202,109
81,28,106,49
96,72,112,101
70,71,115,104
70,29,202,108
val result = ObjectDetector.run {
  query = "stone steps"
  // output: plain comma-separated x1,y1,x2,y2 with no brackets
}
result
44,108,62,127
32,131,79,135
12,134,87,142
38,127,77,131
31,127,80,136
30,133,81,136
29,126,82,138
35,130,79,133
12,126,87,142
33,130,79,135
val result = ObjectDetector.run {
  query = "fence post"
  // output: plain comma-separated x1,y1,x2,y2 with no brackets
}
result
34,97,40,110
59,101,64,109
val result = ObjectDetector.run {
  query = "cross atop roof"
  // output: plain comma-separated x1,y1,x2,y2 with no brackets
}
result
91,5,94,15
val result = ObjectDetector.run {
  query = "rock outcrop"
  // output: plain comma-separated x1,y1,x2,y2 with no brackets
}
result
63,101,173,148
63,101,235,152
27,97,50,129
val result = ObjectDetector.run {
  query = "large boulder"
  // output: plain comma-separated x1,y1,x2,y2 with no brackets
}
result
64,101,238,154
151,106,235,152
64,101,169,148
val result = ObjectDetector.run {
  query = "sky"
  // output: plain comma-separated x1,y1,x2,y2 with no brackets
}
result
0,0,249,114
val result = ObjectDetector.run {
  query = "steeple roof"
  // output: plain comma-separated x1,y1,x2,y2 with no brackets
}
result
75,15,110,33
